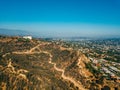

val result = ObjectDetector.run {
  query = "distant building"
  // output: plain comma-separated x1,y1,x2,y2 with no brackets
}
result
23,36,32,40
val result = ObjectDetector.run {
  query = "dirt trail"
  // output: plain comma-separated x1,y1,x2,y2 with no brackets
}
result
48,52,86,90
2,53,10,58
13,44,41,54
29,44,40,52
13,43,50,54
77,57,82,69
9,44,86,90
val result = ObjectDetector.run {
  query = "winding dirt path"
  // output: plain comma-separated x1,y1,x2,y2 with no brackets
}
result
11,43,86,90
12,44,41,54
2,53,10,58
47,52,86,90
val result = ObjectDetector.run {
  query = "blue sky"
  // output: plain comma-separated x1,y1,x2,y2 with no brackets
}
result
0,0,120,37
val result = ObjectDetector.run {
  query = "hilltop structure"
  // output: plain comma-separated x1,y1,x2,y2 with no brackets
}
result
23,36,32,40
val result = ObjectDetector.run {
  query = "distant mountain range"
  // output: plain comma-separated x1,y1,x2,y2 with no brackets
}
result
0,28,32,36
0,28,120,40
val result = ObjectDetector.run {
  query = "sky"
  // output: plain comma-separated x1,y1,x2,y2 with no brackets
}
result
0,0,120,37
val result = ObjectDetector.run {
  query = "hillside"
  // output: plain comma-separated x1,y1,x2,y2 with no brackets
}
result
0,35,119,90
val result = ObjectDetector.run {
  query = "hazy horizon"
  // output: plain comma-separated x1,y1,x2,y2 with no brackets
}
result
0,0,120,38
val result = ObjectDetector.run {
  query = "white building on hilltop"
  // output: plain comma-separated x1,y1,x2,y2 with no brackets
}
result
23,36,32,40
